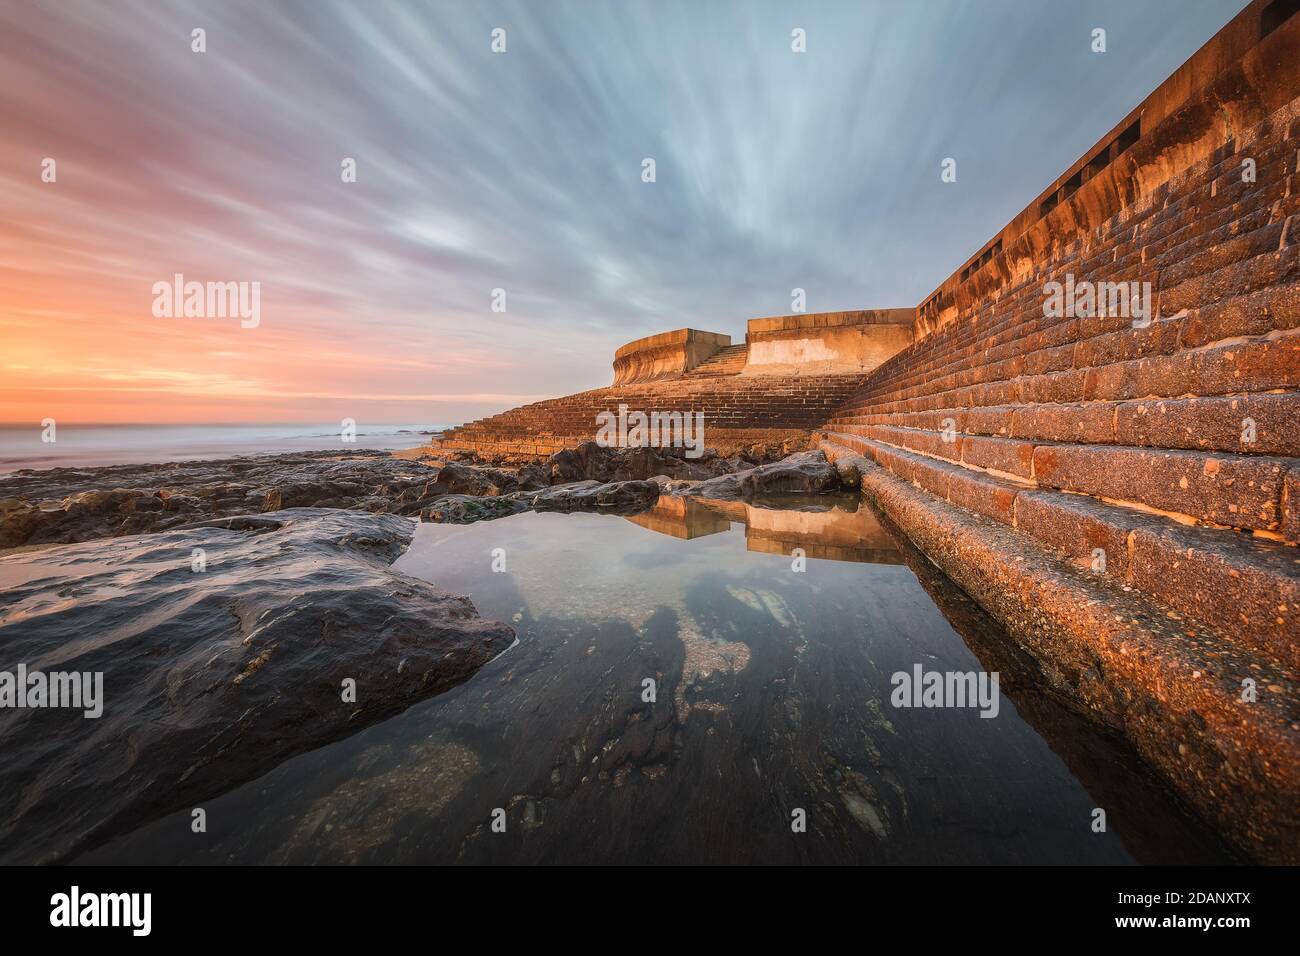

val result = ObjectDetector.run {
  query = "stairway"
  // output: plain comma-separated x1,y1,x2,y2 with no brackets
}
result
682,344,748,377
432,369,868,458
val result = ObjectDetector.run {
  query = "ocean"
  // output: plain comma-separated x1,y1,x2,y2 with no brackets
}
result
0,424,442,473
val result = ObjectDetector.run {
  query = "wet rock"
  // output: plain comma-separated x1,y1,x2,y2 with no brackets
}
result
0,451,449,548
832,452,872,490
262,480,364,511
0,508,514,864
678,472,745,499
521,479,661,513
648,474,697,494
176,515,285,532
422,460,519,498
421,495,528,524
0,502,55,549
678,451,842,500
515,460,550,491
546,441,742,484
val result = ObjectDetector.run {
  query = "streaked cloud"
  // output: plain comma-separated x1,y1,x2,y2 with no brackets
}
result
0,0,1246,423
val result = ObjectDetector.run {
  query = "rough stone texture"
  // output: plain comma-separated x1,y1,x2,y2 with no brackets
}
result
429,371,868,460
419,494,528,524
521,478,661,513
824,435,1299,671
1030,445,1290,533
420,479,664,523
0,449,611,549
0,509,514,863
676,450,842,500
806,41,1300,858
546,440,744,484
0,451,451,548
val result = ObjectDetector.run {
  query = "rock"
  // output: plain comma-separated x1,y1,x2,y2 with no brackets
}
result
175,515,285,532
0,508,514,864
120,495,163,513
421,495,528,524
646,474,697,494
832,453,872,490
521,479,661,513
740,451,841,496
160,493,201,512
678,472,745,499
515,460,550,491
261,480,361,511
422,461,519,498
63,489,141,515
0,451,450,548
678,451,842,500
545,441,742,484
0,503,55,550
0,446,727,548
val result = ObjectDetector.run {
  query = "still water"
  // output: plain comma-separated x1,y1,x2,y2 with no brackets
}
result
82,496,1229,864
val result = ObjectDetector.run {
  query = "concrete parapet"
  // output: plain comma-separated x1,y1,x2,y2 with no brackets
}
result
744,309,914,374
612,328,731,385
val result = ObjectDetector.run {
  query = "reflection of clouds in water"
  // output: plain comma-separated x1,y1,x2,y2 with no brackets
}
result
725,585,798,632
82,503,1227,864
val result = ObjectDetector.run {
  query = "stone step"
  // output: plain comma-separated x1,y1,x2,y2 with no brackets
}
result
829,392,1300,457
682,344,749,377
832,422,1297,534
820,433,1300,672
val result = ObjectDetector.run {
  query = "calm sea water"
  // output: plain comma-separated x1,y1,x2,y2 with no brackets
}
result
81,496,1228,865
0,424,443,472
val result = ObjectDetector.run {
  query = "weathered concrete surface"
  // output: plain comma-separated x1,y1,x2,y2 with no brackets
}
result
0,509,514,863
744,310,915,374
850,456,1299,864
612,328,731,385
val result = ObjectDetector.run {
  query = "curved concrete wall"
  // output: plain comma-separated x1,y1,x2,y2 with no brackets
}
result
612,328,731,385
744,310,914,374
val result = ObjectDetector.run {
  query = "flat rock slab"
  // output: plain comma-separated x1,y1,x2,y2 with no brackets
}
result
0,508,513,863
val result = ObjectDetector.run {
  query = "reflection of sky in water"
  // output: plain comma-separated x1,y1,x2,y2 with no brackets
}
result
82,502,1229,865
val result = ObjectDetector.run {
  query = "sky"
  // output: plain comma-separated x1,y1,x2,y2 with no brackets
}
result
0,0,1249,425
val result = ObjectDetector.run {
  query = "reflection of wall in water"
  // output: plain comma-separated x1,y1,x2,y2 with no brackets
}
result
623,495,731,539
626,496,904,564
